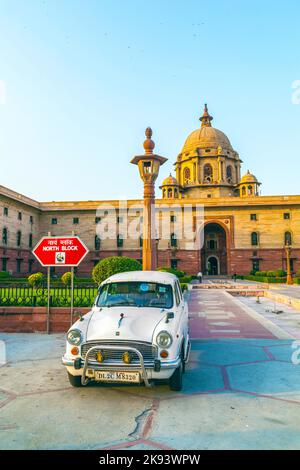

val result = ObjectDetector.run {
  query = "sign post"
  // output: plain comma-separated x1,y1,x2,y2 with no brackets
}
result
32,235,89,333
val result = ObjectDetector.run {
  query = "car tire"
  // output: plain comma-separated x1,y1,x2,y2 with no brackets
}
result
169,359,183,391
67,372,82,387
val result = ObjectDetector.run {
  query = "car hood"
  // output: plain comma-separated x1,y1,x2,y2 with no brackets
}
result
86,307,166,343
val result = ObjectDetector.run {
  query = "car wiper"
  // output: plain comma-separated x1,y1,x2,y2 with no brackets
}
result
105,301,137,307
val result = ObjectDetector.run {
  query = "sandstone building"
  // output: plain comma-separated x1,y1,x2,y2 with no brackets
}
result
0,105,299,277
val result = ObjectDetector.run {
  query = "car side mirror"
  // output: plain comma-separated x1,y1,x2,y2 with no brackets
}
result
74,311,84,322
165,312,174,323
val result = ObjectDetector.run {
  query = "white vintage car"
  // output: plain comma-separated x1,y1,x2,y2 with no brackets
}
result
62,271,190,391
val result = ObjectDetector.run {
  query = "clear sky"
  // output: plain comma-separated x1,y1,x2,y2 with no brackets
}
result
0,0,299,201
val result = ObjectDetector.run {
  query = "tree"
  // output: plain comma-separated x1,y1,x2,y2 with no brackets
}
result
92,256,142,285
61,272,76,287
28,272,44,288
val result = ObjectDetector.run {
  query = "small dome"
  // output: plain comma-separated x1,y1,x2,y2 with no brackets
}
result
240,170,258,184
161,174,179,186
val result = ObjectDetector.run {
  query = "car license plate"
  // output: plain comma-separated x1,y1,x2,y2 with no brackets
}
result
94,370,141,383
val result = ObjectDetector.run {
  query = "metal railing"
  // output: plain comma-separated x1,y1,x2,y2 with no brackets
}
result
0,285,98,307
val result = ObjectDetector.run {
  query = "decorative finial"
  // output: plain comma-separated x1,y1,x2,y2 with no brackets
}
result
143,127,155,154
199,103,213,128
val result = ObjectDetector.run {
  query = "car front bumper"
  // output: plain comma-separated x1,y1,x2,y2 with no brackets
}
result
62,345,181,386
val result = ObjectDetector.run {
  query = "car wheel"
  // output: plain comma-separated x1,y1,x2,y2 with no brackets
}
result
169,359,183,391
67,372,82,387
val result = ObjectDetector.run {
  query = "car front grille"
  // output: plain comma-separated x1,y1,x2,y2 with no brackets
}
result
81,340,158,364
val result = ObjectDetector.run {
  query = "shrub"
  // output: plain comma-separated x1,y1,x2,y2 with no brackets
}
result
179,276,192,283
267,270,276,277
28,272,45,288
275,269,286,277
180,283,188,291
92,256,142,285
296,269,300,278
0,271,11,279
61,272,76,287
157,267,185,278
294,278,300,285
255,271,266,277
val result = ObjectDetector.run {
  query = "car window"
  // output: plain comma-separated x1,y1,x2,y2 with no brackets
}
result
174,282,180,306
177,281,183,300
97,282,174,309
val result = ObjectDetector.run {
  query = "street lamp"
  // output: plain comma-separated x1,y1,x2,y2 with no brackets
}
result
285,242,293,285
131,127,167,271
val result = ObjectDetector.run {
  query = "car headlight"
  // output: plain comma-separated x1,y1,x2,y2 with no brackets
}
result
156,331,173,349
67,329,83,346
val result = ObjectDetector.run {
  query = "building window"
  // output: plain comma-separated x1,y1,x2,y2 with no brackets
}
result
3,207,8,216
29,233,33,248
30,215,34,224
203,164,213,183
285,231,292,246
17,230,22,247
95,235,101,250
170,233,177,248
253,251,258,257
28,259,34,273
139,236,143,248
18,212,22,221
250,214,257,221
251,232,259,246
183,167,191,184
16,259,22,273
252,259,260,273
2,228,8,245
117,234,124,248
170,215,176,222
73,217,79,224
208,239,217,250
51,218,58,225
1,258,7,271
95,217,101,224
284,213,290,220
241,186,246,196
247,185,253,196
171,259,178,269
117,216,123,224
226,165,233,183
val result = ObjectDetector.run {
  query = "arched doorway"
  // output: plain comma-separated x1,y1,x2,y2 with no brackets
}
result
201,222,228,275
207,256,219,275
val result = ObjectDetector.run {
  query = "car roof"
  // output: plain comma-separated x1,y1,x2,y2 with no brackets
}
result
102,270,178,285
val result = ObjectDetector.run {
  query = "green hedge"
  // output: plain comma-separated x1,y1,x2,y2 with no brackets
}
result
179,276,192,283
157,267,186,278
243,275,287,283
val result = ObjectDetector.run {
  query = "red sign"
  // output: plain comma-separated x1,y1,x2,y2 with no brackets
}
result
32,236,89,267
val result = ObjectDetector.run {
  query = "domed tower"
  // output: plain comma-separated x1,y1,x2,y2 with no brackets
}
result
175,104,242,198
160,174,181,199
238,170,261,197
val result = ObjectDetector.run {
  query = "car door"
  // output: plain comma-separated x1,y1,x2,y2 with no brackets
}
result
174,280,189,350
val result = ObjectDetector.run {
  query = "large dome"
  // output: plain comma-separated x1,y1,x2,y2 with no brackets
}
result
181,126,233,153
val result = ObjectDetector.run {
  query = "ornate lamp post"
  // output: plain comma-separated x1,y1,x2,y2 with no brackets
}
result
131,128,167,271
285,242,293,285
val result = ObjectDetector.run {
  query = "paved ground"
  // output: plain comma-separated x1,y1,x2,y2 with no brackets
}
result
1,286,300,450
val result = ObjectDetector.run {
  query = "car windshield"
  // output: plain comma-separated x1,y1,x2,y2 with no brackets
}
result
97,281,174,309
